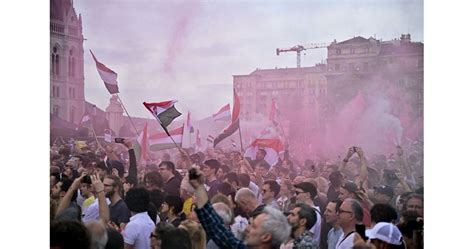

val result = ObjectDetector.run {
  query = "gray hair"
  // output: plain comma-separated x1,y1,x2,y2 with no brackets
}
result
213,203,234,226
346,198,364,222
85,220,108,249
260,206,291,247
235,187,256,203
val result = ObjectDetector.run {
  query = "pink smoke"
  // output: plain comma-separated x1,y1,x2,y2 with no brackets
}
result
162,2,201,75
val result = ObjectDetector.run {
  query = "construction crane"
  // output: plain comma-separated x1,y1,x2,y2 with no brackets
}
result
276,43,327,68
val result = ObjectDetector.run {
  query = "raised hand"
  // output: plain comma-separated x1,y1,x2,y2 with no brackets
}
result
90,172,105,193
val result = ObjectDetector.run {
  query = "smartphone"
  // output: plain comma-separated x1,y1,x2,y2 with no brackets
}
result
355,224,367,241
114,138,125,143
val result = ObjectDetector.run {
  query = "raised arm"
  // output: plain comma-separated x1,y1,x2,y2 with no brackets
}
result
355,147,368,184
91,172,110,223
124,139,138,186
339,146,355,171
55,172,86,218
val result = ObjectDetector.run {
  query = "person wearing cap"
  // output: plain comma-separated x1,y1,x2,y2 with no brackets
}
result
339,181,372,227
365,222,405,249
374,185,395,206
294,182,323,246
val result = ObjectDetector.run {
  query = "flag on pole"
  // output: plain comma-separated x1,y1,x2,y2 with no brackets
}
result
269,98,280,126
133,123,149,164
90,50,119,94
244,138,284,166
186,111,194,133
213,89,240,147
196,129,202,148
207,135,215,144
212,104,231,121
143,100,182,129
77,112,92,130
149,125,184,151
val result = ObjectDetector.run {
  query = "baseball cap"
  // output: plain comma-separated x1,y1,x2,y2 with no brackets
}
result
375,185,395,198
340,181,358,194
294,182,317,199
365,222,403,245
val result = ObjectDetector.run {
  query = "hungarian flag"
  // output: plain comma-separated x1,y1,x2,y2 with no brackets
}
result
212,104,231,121
214,89,240,147
186,111,194,133
143,100,182,129
244,138,284,166
90,50,119,94
77,112,92,130
269,98,280,126
196,129,202,148
149,125,184,151
133,123,149,164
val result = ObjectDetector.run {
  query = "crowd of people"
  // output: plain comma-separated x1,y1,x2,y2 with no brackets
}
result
50,137,423,249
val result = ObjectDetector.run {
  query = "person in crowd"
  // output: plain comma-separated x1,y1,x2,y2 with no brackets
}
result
159,161,182,196
397,211,423,249
105,228,124,249
370,204,398,225
225,172,241,191
85,220,109,249
189,167,291,249
123,187,155,249
335,198,364,249
250,148,267,169
53,175,83,221
202,159,222,198
327,171,343,202
404,194,423,217
373,185,395,206
286,203,318,248
294,182,323,246
324,200,343,249
144,171,163,192
51,220,91,249
235,187,264,218
161,195,184,227
179,219,206,249
238,173,263,204
262,180,281,209
104,174,130,226
79,175,96,217
338,181,371,227
364,222,405,249
151,223,192,249
277,179,294,212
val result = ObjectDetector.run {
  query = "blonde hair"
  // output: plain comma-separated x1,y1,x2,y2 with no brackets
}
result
179,220,206,249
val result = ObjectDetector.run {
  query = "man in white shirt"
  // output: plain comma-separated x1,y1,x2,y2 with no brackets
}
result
335,198,363,249
123,188,155,249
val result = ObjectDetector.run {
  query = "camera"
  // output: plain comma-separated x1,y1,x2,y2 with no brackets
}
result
114,138,125,143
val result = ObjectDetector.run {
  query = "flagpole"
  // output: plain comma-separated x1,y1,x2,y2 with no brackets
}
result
89,121,102,150
153,116,181,150
276,113,288,143
238,120,244,153
115,94,140,136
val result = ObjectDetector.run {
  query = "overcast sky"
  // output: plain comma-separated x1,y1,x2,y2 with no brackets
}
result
74,0,423,120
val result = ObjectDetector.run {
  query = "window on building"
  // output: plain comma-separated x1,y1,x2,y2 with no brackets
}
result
336,49,341,55
350,48,355,54
364,47,369,53
68,49,75,77
53,105,60,116
52,46,60,76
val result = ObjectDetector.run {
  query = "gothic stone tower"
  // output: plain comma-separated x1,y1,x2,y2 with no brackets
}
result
50,0,85,124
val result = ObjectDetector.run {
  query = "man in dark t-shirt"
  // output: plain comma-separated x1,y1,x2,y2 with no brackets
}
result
203,159,221,199
159,161,182,197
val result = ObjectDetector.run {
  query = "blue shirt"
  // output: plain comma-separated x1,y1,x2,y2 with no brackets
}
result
327,227,343,249
195,201,247,249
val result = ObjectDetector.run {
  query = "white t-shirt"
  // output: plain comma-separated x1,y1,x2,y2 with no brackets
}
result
82,198,111,222
335,231,355,249
123,212,155,249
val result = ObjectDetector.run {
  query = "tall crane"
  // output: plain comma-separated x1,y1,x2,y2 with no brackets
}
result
276,43,327,68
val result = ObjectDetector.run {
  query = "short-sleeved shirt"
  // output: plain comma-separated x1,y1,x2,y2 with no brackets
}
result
109,199,131,226
123,212,155,249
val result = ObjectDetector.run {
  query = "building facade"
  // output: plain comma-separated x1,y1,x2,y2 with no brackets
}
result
50,0,85,125
233,65,328,143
